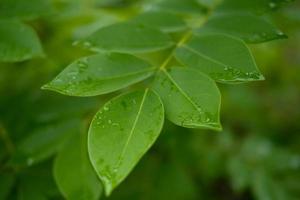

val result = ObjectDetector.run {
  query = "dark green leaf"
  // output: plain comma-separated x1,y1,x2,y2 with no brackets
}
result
42,53,155,97
130,11,187,33
88,89,164,195
198,13,287,43
175,34,264,83
0,19,43,62
0,0,53,20
152,0,206,15
11,120,79,166
216,0,294,15
78,22,174,53
54,132,102,200
152,67,221,130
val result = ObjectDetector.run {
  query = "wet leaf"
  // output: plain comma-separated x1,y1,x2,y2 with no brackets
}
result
197,13,287,43
42,53,155,96
88,89,164,195
175,33,264,83
78,22,174,53
152,67,221,130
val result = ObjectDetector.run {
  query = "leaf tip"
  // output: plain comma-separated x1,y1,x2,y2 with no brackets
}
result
41,84,50,90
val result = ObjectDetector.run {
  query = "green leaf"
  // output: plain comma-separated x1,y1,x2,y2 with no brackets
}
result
78,22,174,53
10,120,79,167
0,19,43,62
198,13,287,43
197,0,222,8
130,11,187,33
88,89,164,195
152,67,221,130
152,0,206,15
0,0,53,20
216,0,294,14
54,132,102,200
42,53,155,97
17,164,59,200
175,33,264,83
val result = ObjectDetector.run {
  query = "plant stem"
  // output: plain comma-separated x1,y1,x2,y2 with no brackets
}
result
158,10,213,71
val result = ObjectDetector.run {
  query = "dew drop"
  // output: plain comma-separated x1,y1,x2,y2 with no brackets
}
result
27,158,34,166
83,41,92,48
269,2,277,9
103,106,109,111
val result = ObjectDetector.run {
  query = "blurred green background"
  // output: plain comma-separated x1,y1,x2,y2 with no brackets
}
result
0,0,300,199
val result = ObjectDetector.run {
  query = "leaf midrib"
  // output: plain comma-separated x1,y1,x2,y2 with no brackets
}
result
162,69,203,114
114,89,149,173
181,44,228,69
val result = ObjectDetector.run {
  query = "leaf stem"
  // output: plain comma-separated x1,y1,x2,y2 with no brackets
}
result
158,10,213,71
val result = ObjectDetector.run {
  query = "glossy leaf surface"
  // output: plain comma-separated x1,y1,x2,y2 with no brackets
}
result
88,89,164,195
43,53,155,96
175,34,264,83
152,67,221,130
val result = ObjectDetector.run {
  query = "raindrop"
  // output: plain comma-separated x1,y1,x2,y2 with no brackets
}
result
269,2,277,9
27,158,34,166
83,41,92,48
276,31,285,36
103,106,109,111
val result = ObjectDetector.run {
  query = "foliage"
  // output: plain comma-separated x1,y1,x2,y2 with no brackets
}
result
0,0,299,199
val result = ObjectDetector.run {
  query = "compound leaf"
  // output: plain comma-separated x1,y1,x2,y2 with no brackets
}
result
42,53,155,96
175,33,264,83
197,13,287,43
54,132,102,200
152,67,221,130
0,19,43,62
88,89,164,195
79,22,174,53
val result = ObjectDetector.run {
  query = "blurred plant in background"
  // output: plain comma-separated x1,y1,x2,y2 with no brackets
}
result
0,0,299,199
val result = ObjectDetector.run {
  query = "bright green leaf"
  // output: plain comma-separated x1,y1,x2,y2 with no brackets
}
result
42,53,155,97
175,34,264,83
54,132,102,200
197,13,287,43
88,89,164,195
0,19,43,62
78,22,174,53
152,67,221,130
130,11,187,33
